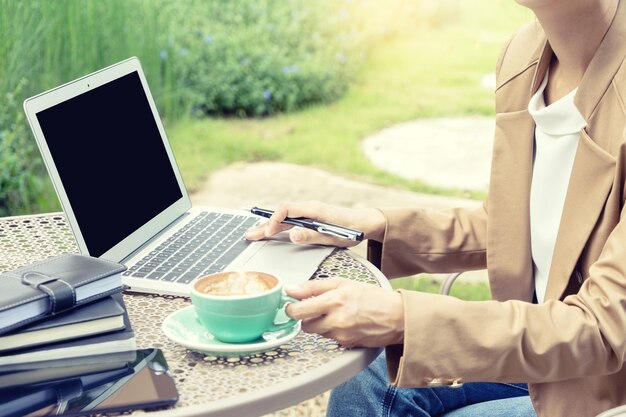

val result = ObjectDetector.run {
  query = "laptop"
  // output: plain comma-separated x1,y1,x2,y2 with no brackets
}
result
22,57,333,296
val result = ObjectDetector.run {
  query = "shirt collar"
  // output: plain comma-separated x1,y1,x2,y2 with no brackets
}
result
528,71,586,136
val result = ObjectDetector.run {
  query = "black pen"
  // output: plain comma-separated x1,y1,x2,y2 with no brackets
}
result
249,207,364,242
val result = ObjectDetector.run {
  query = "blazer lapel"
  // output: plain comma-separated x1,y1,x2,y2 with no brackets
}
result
488,110,535,302
544,133,615,300
544,1,625,300
488,35,548,303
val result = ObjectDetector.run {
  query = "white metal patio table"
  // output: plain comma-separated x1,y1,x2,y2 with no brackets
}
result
0,212,389,416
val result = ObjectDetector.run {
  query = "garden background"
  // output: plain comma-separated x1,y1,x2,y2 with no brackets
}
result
1,1,535,414
1,0,532,300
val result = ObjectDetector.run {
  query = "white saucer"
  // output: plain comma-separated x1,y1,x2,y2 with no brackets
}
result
161,306,301,357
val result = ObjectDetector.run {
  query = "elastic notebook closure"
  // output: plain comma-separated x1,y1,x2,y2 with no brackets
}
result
56,378,85,402
21,271,76,314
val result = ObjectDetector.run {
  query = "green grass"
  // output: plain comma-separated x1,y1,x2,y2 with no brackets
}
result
0,0,177,216
168,1,533,197
0,0,173,113
390,275,492,301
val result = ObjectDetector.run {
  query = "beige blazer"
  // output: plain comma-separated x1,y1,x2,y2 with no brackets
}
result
368,3,626,416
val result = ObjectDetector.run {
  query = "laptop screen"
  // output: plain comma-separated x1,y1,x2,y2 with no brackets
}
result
36,71,183,257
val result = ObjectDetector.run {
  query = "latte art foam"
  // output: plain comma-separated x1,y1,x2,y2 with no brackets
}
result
197,272,277,296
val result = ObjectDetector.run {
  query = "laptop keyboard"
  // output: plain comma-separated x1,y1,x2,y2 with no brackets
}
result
122,212,259,284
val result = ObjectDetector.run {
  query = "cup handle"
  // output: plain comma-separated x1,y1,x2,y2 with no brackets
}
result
267,295,299,332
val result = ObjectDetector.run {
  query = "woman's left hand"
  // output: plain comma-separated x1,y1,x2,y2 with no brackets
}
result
285,278,404,348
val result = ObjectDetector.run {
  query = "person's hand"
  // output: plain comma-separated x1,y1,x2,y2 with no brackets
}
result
244,201,386,247
284,278,404,348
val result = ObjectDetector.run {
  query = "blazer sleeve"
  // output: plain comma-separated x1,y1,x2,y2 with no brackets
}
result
385,211,626,386
368,201,489,278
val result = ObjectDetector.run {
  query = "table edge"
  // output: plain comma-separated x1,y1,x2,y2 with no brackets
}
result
149,347,382,417
147,248,390,416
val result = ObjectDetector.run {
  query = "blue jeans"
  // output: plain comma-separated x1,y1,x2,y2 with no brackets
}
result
327,353,536,417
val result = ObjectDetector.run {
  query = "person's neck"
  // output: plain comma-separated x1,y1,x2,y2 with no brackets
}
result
533,0,618,102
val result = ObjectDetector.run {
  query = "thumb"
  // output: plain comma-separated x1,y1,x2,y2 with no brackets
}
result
290,228,351,247
290,228,317,244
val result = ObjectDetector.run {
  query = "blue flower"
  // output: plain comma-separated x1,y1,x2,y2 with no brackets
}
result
191,105,203,117
204,35,214,45
263,90,272,100
282,64,299,74
159,50,168,60
241,57,250,65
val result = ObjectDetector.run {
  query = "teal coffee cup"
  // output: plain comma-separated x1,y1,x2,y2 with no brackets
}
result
190,271,298,343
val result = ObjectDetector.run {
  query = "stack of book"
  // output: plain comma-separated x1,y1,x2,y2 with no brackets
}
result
0,349,139,417
0,254,136,382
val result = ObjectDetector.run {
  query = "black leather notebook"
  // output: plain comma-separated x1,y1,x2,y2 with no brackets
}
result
0,296,125,352
0,254,126,334
0,294,136,366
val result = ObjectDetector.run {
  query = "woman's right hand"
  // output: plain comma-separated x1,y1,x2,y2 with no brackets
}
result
244,201,386,248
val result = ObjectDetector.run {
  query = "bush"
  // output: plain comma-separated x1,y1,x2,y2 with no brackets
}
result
0,81,57,216
0,0,368,215
165,0,366,117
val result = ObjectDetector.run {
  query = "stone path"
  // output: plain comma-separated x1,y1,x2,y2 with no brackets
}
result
361,116,494,191
190,162,482,212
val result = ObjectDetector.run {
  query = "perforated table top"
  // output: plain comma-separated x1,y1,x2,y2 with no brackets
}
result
0,213,387,416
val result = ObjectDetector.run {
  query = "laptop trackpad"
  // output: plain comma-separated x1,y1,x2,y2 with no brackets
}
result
241,239,333,286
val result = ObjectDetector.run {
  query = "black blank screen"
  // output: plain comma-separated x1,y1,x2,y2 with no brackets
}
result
36,71,183,257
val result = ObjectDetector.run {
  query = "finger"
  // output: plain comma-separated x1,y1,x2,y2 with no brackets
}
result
244,222,267,241
289,228,351,247
266,201,329,236
274,201,328,221
263,222,292,238
285,286,347,321
265,203,292,237
285,278,343,299
285,297,325,321
244,221,292,241
285,292,336,320
300,316,333,335
300,318,358,348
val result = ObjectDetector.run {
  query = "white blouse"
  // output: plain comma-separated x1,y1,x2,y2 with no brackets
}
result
528,73,586,303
